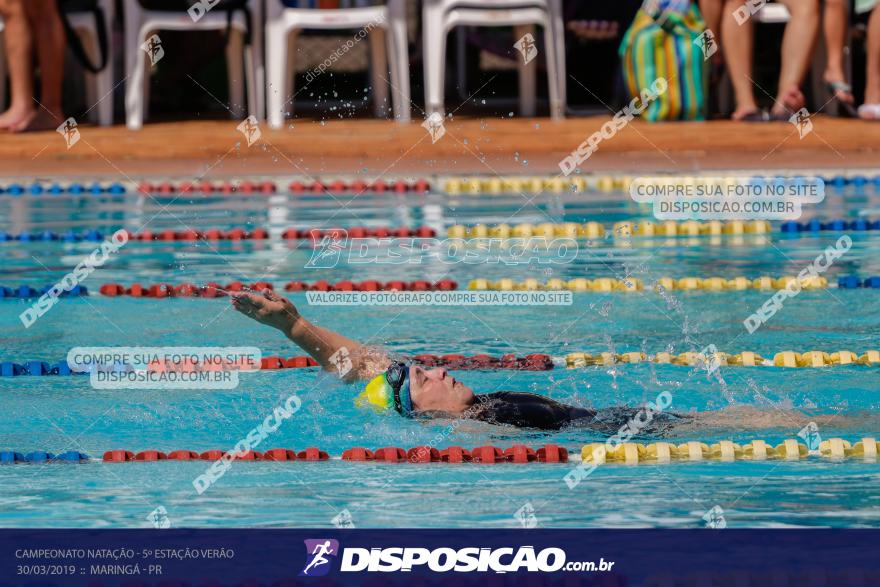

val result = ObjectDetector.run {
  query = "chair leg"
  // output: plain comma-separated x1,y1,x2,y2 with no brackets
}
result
422,4,447,117
514,24,536,117
126,28,148,130
550,0,566,117
81,24,113,126
226,29,246,118
387,8,411,122
96,57,114,126
80,30,99,124
541,18,562,120
455,27,467,102
369,27,390,118
266,20,289,129
244,40,257,120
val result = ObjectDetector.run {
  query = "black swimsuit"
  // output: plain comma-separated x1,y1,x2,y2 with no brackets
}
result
471,392,688,433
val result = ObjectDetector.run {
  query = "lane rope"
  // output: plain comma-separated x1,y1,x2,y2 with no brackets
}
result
0,178,431,197
449,219,880,238
3,174,877,199
3,438,877,464
564,350,880,368
0,226,437,243
442,174,880,195
0,354,552,377
4,218,876,244
6,275,880,300
580,437,879,464
467,276,838,292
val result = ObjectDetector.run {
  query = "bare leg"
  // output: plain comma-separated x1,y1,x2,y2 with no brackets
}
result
699,0,723,36
773,0,819,115
720,0,758,118
822,0,854,105
0,0,35,129
13,0,66,131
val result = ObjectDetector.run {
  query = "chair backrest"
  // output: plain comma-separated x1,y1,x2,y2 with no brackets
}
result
280,1,377,7
753,2,790,23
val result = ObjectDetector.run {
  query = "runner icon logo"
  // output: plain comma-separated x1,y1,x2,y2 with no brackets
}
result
301,539,340,576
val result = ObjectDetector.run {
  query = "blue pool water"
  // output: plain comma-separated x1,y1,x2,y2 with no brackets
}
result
2,183,880,528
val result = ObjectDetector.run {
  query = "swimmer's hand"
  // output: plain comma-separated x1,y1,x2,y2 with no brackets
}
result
231,290,300,332
232,288,384,380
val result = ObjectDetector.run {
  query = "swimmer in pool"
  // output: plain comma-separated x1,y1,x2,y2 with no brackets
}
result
232,289,697,432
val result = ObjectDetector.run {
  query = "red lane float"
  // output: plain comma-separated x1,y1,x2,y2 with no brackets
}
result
140,180,430,195
342,447,375,462
373,447,407,463
168,450,200,460
77,354,554,373
135,450,167,461
412,353,553,371
101,445,568,464
116,226,437,242
99,280,459,297
440,447,472,463
263,448,297,461
297,448,329,461
407,446,441,463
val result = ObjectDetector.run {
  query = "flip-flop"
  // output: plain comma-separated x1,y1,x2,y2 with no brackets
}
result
769,109,794,122
826,81,858,118
858,103,880,120
735,109,771,122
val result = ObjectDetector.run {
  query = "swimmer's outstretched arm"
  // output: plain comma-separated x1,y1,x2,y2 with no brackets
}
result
231,290,389,381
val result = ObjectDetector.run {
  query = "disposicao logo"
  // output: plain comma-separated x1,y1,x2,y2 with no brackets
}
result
300,539,339,576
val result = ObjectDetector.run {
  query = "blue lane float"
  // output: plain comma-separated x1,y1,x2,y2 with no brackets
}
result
0,229,106,242
0,451,90,463
779,219,880,232
0,361,75,376
0,182,126,196
838,276,880,289
0,285,88,299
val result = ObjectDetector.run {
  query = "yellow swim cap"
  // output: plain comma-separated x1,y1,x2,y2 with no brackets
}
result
356,374,394,412
355,362,413,415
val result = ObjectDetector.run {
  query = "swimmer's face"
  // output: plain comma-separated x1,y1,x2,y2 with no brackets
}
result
409,366,475,414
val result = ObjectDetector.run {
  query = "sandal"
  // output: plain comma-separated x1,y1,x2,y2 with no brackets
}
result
858,103,880,120
826,81,858,118
735,109,771,122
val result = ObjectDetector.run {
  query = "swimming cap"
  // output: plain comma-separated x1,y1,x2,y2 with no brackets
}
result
356,362,413,416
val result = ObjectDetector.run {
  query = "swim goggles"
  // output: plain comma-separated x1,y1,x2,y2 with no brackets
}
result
356,361,413,416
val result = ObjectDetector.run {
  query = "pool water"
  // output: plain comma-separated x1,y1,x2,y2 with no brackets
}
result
2,183,880,528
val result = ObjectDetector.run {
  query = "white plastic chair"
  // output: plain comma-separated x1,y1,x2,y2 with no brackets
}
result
422,0,565,119
0,2,115,125
265,0,411,129
124,0,264,130
68,0,115,126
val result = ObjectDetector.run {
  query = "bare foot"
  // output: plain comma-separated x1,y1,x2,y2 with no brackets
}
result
772,86,805,117
10,108,62,133
0,107,36,130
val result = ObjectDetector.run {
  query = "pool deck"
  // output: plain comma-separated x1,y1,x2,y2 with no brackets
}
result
3,116,879,181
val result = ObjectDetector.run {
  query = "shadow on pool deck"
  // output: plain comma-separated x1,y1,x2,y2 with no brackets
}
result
3,116,878,180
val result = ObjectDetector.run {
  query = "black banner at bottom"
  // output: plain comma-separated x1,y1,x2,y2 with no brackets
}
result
1,529,877,586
